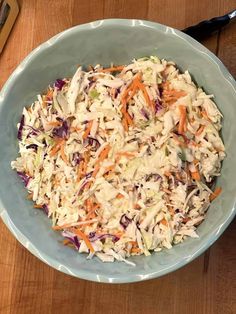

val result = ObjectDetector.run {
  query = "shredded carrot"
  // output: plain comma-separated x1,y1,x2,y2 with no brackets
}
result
121,108,134,126
163,90,186,98
195,125,205,136
114,231,124,238
162,83,186,106
42,95,47,108
193,159,199,165
82,120,93,140
191,170,201,181
85,201,100,220
47,121,62,127
182,217,191,223
62,239,75,248
176,172,182,181
77,161,85,181
60,142,68,164
63,239,71,245
126,85,138,102
27,193,33,200
47,89,53,98
71,228,95,253
209,187,222,202
185,162,190,175
134,203,141,209
53,219,96,231
100,65,124,72
84,151,90,163
120,73,142,130
172,133,187,147
92,164,100,178
201,110,210,121
160,218,168,226
104,164,115,173
34,204,43,209
85,198,93,211
83,181,92,191
116,193,124,199
76,162,82,182
131,247,141,254
85,212,96,220
190,140,201,148
70,126,82,132
168,206,175,216
126,73,142,102
50,139,64,157
122,118,129,131
137,81,154,111
91,145,111,178
178,105,187,135
98,145,111,163
50,144,60,157
116,151,136,158
53,176,60,187
129,241,138,246
163,188,171,194
77,160,87,182
53,223,74,230
164,171,172,177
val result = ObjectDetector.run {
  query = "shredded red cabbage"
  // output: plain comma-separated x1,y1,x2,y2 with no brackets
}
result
155,99,162,112
72,152,82,165
54,79,66,91
17,171,30,187
78,179,90,194
62,231,80,250
42,204,49,215
120,214,132,229
85,172,93,179
84,137,100,151
140,108,149,120
89,233,119,243
114,88,120,98
52,120,69,138
17,115,25,140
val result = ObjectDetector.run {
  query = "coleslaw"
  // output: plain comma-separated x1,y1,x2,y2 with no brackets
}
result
11,56,225,265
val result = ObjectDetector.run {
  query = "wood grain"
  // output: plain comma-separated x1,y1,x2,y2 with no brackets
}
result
0,1,235,313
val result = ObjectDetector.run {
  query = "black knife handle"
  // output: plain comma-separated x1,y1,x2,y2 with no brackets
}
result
183,13,231,40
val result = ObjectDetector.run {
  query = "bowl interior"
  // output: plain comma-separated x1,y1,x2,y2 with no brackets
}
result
0,19,235,283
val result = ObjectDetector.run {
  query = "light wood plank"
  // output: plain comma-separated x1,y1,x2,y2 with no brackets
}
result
0,1,235,313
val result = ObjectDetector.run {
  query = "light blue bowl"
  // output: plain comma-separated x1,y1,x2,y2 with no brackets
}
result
0,19,235,283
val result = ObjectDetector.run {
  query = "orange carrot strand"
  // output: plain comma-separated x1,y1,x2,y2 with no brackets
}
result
195,125,205,136
83,120,93,140
71,228,95,253
209,187,222,202
191,170,200,181
100,65,124,72
178,105,187,135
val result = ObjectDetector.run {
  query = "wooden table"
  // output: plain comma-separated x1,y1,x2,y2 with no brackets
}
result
0,1,235,313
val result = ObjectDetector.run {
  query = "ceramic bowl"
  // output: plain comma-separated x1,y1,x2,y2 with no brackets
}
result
0,19,235,283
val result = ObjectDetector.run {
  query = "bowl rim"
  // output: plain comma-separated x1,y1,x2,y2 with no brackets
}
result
0,18,235,284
